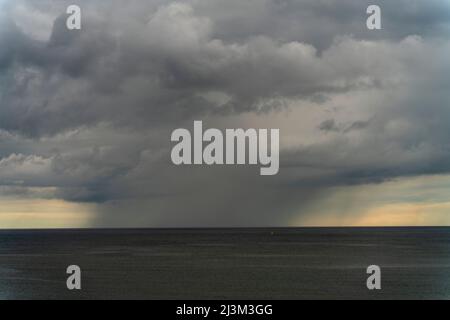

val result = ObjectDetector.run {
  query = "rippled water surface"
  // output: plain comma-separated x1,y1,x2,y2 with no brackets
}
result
0,227,449,299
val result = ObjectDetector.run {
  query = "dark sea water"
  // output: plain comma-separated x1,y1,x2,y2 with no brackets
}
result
0,227,449,300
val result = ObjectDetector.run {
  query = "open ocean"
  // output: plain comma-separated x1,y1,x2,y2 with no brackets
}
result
0,227,449,300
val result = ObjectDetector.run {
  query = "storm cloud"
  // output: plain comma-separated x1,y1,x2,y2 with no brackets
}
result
0,0,450,227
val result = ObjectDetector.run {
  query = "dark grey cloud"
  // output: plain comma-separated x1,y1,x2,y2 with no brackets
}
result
2,0,448,137
0,0,449,226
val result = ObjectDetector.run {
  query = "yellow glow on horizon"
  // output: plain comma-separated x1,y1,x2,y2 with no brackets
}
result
293,174,450,227
0,198,96,229
353,202,450,226
300,202,450,227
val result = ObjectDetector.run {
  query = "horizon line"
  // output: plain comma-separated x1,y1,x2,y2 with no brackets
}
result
0,225,449,231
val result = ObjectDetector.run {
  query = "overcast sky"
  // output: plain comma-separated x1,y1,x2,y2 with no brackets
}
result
1,0,450,228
